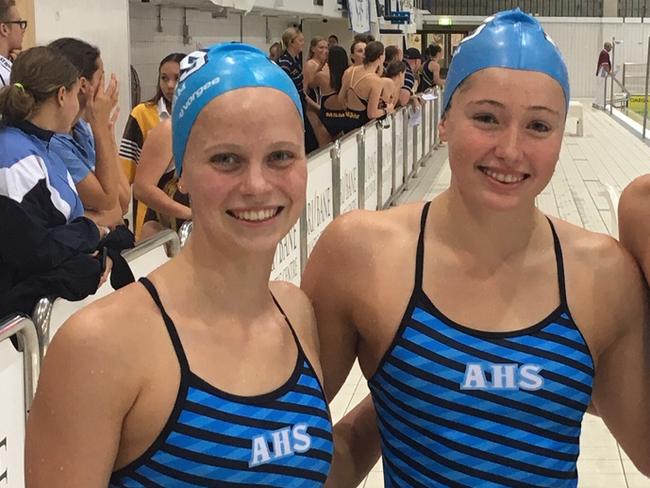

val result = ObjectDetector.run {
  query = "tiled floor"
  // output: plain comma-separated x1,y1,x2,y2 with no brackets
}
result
335,101,650,487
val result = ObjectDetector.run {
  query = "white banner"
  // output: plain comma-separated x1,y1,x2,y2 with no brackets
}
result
306,154,334,257
363,124,378,211
339,137,359,215
0,339,25,488
270,221,301,285
348,0,371,34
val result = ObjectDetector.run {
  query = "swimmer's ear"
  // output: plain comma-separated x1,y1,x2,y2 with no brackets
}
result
438,115,448,142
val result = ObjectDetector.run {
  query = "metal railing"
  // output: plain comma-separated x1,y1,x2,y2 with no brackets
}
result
601,36,650,140
424,0,603,17
32,228,182,359
0,314,40,419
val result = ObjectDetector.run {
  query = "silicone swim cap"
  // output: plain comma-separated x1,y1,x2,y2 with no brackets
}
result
172,42,303,175
442,8,570,113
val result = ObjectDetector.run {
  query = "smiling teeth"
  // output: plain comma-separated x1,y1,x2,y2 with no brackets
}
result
232,209,278,221
484,169,525,184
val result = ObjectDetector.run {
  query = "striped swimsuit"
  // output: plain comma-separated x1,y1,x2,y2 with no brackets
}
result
110,278,333,487
368,202,595,487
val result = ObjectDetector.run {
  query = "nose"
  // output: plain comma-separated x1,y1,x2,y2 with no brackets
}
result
240,163,272,196
494,125,524,164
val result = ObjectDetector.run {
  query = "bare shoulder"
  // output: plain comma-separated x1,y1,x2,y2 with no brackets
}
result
619,174,650,262
314,203,422,261
552,218,637,276
48,281,160,377
552,218,645,339
270,281,315,333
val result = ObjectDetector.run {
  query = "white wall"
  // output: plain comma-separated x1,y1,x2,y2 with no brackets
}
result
130,2,358,101
130,3,299,100
249,0,344,19
34,0,132,138
542,18,650,98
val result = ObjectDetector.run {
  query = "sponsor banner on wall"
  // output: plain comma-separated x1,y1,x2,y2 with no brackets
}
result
306,154,334,257
339,137,359,215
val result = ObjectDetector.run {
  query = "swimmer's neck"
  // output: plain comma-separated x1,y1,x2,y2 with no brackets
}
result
162,232,277,320
432,189,547,262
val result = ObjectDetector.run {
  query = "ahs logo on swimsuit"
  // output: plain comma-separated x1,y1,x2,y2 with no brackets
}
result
249,424,312,467
461,363,544,391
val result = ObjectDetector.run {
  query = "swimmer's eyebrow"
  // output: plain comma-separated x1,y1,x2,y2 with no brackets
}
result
470,99,561,116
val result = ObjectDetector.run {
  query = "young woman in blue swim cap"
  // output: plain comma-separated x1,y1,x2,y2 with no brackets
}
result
304,8,650,486
26,43,336,487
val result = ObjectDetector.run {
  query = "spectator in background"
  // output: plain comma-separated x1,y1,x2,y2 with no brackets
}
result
0,0,26,86
350,39,366,66
597,41,612,76
278,27,319,153
384,45,402,68
268,41,282,62
0,47,109,316
315,45,350,139
303,36,331,147
339,41,393,132
399,47,421,106
328,34,339,48
119,52,184,240
419,43,445,92
48,38,130,228
381,59,406,108
133,118,190,238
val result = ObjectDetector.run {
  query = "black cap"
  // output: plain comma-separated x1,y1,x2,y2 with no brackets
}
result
404,47,422,60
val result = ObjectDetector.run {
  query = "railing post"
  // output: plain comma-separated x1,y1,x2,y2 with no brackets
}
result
402,110,409,189
641,37,650,139
391,112,397,197
610,37,616,115
331,140,342,218
357,127,366,209
0,315,40,419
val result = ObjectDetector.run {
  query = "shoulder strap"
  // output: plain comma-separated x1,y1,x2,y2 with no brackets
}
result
414,202,432,291
546,218,569,307
139,277,190,372
269,292,305,359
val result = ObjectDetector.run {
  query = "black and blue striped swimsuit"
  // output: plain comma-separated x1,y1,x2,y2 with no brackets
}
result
368,202,595,487
110,278,333,487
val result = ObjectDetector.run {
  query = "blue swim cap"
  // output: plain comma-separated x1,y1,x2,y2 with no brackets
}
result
172,42,303,175
442,9,570,113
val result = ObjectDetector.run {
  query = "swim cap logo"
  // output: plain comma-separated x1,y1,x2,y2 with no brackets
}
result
179,50,208,83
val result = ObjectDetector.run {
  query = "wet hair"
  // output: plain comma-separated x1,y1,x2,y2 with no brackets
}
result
427,44,442,58
48,37,101,81
0,46,79,125
364,41,385,65
282,27,302,50
384,59,406,78
328,46,349,92
354,33,375,43
269,41,282,57
147,52,185,105
308,36,327,59
0,0,15,21
385,45,400,64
